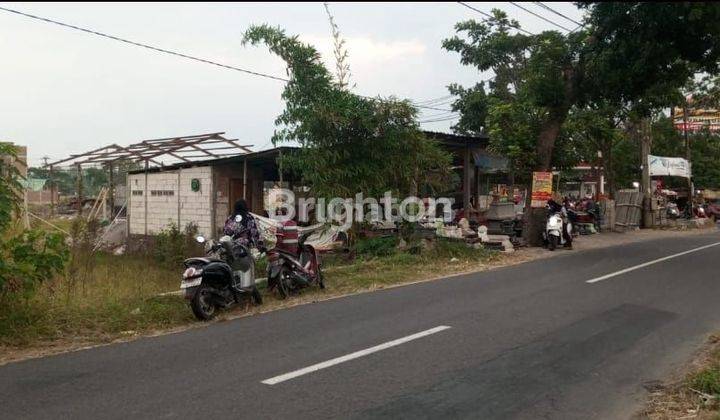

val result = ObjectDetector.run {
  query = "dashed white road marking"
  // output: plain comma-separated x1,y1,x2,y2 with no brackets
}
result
586,241,720,284
261,325,452,385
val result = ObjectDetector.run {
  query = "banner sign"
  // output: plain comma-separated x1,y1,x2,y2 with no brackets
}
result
648,155,691,178
531,171,553,208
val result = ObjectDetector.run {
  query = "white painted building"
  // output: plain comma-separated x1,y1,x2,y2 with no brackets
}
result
127,166,214,236
126,148,290,239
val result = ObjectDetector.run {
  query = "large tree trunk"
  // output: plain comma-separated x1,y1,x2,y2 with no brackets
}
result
536,112,567,171
605,146,615,199
524,66,576,247
524,109,570,246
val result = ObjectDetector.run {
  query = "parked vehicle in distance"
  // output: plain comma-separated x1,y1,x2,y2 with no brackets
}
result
543,206,573,251
703,201,720,221
181,234,262,320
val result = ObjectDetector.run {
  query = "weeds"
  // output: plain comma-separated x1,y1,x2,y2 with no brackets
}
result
354,235,398,257
1,222,498,353
153,222,202,268
691,364,720,397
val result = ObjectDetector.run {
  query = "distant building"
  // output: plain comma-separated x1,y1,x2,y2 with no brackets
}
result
126,131,495,238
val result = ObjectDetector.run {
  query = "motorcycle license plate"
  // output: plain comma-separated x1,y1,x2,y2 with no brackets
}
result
180,278,202,289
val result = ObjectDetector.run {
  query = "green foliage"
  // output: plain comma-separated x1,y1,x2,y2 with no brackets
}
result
447,82,488,136
651,116,720,190
432,238,488,260
445,3,720,177
242,25,452,199
443,10,580,172
66,218,101,296
0,253,192,347
354,236,399,258
0,143,23,231
1,143,69,302
580,3,720,110
690,364,720,397
0,230,68,301
153,222,200,268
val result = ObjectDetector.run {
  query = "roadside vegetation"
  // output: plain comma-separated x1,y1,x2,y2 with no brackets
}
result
0,219,498,357
642,335,720,419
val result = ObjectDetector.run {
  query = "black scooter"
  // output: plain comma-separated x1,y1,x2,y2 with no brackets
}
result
181,232,262,320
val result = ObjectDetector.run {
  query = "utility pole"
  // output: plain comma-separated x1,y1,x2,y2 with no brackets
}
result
76,163,83,216
42,156,55,217
640,118,653,228
683,105,693,218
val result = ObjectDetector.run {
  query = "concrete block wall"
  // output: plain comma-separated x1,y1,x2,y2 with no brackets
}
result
179,166,213,236
128,166,213,237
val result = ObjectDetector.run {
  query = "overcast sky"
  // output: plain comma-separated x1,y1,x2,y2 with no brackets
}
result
0,2,584,166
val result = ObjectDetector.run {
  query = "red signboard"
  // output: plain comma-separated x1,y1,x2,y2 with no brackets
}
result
531,172,553,208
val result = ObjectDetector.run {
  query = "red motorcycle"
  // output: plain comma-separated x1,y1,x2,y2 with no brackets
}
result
266,223,325,299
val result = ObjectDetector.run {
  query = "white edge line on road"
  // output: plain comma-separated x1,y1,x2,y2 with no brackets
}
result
586,241,720,284
261,325,452,385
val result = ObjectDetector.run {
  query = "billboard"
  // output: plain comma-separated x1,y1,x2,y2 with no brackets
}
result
648,155,691,178
531,171,553,208
673,106,720,133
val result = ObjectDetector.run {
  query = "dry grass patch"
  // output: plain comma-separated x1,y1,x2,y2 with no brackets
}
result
640,335,720,420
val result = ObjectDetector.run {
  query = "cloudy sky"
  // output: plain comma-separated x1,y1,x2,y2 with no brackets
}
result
0,2,584,166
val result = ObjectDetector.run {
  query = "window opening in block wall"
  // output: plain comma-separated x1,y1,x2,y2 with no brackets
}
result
150,190,175,197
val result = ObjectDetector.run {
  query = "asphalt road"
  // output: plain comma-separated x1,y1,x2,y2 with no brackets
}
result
2,231,720,419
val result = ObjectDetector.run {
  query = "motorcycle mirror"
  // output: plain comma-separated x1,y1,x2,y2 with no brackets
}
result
235,214,243,223
196,235,206,244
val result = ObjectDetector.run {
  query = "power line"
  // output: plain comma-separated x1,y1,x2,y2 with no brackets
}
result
533,2,583,27
0,6,290,82
415,94,455,106
456,2,535,36
419,99,454,108
0,6,452,113
508,2,572,32
419,110,458,119
412,104,453,112
418,115,460,124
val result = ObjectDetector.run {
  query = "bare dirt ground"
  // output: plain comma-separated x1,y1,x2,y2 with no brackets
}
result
2,225,717,366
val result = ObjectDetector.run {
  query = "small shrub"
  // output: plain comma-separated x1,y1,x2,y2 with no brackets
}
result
431,238,490,260
690,364,720,396
153,222,200,268
0,229,68,301
354,236,398,257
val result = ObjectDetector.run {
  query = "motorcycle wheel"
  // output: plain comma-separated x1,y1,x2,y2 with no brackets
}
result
548,235,558,251
190,284,217,321
251,286,263,305
275,267,292,300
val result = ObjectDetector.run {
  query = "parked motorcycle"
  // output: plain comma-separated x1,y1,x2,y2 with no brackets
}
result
180,233,263,320
543,209,573,251
267,230,324,298
666,202,680,219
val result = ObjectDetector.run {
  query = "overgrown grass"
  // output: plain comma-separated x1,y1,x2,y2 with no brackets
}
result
642,337,720,418
690,348,720,397
327,237,498,294
0,253,193,347
1,234,498,353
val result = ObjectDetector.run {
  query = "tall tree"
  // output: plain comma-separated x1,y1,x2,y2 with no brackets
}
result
445,3,720,243
445,3,720,172
242,25,451,202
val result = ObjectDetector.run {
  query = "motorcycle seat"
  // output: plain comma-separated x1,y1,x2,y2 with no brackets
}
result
184,257,224,266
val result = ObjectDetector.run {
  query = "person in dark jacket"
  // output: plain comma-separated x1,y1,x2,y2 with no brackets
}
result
224,199,264,251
